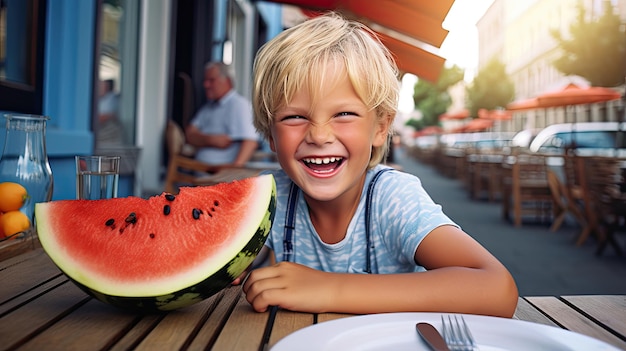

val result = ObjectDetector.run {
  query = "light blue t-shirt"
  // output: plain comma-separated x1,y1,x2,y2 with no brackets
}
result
264,165,459,274
190,90,258,165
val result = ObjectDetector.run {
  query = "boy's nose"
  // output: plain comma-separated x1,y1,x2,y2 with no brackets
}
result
305,121,335,145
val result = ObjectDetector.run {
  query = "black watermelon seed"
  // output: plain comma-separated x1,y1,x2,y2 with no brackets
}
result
210,207,216,212
125,212,137,224
105,218,115,226
149,233,155,239
214,200,220,207
192,208,201,219
165,194,176,201
163,205,171,215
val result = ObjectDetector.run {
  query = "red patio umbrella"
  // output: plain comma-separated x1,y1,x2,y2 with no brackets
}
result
506,98,541,111
461,118,494,132
439,109,470,120
536,83,620,107
506,84,620,111
478,109,512,120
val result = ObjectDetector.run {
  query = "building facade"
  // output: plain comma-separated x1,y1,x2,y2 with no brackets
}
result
0,0,283,200
477,0,625,129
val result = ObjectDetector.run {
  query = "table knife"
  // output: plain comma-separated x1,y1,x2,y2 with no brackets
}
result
416,322,450,351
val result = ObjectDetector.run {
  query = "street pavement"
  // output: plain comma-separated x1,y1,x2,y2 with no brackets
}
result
394,146,626,296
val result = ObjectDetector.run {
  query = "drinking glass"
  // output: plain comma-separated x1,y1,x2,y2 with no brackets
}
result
75,156,120,200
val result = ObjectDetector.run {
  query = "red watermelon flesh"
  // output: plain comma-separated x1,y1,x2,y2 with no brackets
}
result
35,175,275,306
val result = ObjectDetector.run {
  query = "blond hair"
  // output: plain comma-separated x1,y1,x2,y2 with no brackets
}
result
252,13,399,168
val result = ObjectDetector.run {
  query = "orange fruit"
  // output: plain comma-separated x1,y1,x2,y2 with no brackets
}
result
0,182,29,212
0,210,30,238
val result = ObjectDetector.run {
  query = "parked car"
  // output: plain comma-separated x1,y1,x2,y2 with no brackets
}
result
529,122,626,156
511,128,542,149
440,132,515,150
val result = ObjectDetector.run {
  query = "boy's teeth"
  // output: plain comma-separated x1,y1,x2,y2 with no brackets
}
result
305,157,340,164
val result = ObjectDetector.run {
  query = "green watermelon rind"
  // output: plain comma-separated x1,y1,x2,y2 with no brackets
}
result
36,175,276,312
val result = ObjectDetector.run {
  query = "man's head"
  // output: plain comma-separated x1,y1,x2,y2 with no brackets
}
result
203,62,235,101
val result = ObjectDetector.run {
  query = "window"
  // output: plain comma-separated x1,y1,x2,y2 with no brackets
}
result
0,0,46,114
94,0,140,148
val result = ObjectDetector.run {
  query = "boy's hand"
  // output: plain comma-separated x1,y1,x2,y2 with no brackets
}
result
242,262,335,313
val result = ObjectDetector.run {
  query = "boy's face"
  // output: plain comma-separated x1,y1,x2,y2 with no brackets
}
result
269,63,389,203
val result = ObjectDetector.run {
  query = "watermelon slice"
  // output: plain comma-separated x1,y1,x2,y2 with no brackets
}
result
35,174,276,312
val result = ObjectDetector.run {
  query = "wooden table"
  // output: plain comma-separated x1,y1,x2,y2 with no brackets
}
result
2,249,625,350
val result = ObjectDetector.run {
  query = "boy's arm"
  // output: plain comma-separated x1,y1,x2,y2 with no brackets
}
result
243,226,518,318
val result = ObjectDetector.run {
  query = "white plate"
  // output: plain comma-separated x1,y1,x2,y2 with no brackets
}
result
271,312,620,351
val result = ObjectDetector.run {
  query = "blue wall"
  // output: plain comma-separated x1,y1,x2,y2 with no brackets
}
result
44,0,97,200
1,0,284,201
0,1,133,201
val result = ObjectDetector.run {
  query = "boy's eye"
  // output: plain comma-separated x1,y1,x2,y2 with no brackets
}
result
334,111,359,119
280,115,306,121
278,115,308,125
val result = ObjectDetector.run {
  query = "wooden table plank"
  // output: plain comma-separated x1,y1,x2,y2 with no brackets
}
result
212,293,269,350
132,298,219,350
526,296,626,349
0,233,41,262
268,310,315,349
0,280,90,350
561,295,626,339
514,297,558,327
108,314,164,351
0,249,61,303
0,274,66,316
18,299,137,351
317,312,355,323
186,287,242,351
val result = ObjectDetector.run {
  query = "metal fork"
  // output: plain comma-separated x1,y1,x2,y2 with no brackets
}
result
441,315,478,351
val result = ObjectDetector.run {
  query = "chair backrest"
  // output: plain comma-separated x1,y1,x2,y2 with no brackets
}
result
166,120,185,157
164,120,191,194
513,154,547,182
583,156,623,212
546,169,566,207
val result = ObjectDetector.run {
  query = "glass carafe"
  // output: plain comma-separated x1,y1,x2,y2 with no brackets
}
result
0,114,54,239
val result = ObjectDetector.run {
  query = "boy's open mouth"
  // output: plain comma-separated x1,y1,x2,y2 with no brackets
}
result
302,157,344,173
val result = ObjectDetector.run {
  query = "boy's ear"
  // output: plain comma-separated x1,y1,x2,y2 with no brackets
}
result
269,135,277,152
373,114,392,147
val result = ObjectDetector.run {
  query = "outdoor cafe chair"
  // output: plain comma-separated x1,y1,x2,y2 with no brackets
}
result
164,120,278,193
501,154,553,227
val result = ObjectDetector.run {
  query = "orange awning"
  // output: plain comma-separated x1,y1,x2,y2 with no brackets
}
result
264,0,454,82
378,33,446,83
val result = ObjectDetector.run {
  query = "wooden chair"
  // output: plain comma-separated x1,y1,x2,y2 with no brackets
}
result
164,120,279,194
579,156,625,255
164,120,224,193
546,168,585,232
501,154,553,227
546,169,567,232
